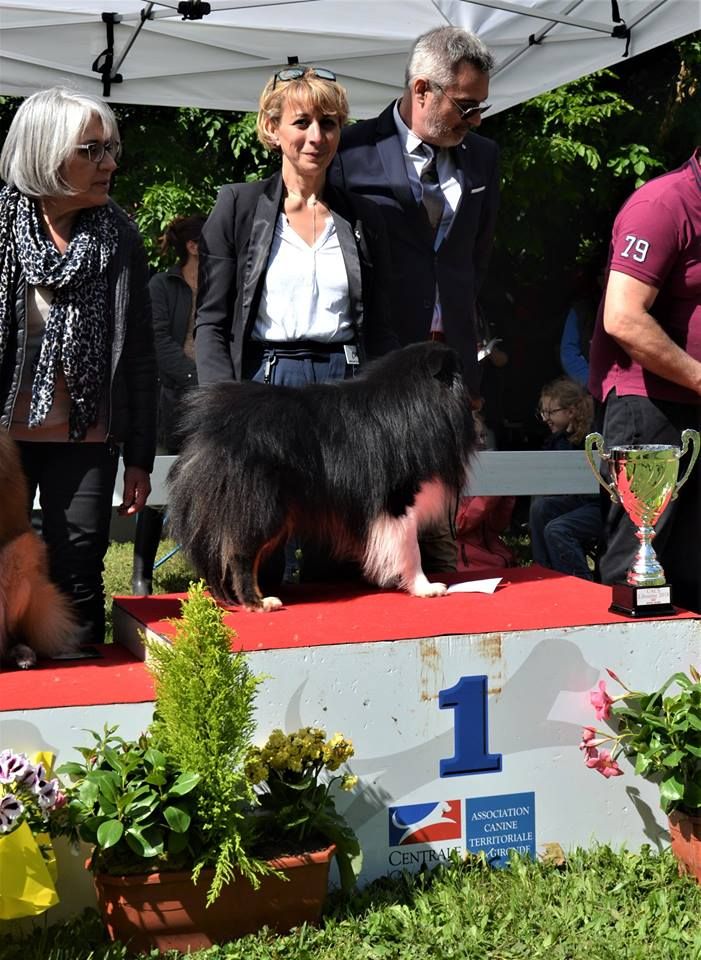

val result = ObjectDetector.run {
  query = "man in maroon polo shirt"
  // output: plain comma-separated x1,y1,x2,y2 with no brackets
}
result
588,148,701,612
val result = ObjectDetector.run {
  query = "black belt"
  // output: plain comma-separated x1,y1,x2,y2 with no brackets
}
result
252,339,354,356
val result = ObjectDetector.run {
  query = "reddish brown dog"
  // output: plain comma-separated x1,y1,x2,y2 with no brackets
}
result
0,429,77,669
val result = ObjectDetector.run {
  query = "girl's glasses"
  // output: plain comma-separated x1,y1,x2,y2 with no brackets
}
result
537,406,566,421
272,67,337,89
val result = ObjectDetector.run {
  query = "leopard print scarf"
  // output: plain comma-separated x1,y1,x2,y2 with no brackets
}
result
0,186,117,440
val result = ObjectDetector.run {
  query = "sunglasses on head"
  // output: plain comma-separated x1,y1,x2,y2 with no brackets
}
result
272,66,337,89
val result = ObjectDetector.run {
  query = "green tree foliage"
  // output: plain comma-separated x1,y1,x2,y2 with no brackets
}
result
110,106,277,264
486,34,700,286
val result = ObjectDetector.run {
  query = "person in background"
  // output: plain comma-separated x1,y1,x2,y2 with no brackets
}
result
195,65,397,389
529,377,603,581
0,86,157,646
132,214,204,595
329,25,499,573
588,148,701,612
559,263,602,385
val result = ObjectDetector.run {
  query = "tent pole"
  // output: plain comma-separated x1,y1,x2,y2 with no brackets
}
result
91,3,156,97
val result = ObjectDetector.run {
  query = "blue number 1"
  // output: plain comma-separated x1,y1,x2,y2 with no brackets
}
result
439,675,502,777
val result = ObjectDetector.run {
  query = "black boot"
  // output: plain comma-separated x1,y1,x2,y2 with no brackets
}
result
132,507,164,595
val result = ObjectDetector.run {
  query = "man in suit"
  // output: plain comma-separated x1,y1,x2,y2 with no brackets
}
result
329,25,500,571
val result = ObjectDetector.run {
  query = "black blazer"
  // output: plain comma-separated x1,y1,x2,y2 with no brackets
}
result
329,103,500,394
194,171,398,385
149,267,198,451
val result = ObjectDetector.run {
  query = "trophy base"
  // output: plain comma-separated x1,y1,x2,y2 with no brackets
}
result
609,582,675,618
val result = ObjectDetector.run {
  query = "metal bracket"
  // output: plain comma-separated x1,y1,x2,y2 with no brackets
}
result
91,12,123,98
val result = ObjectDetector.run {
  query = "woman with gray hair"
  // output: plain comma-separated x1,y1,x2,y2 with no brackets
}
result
0,86,157,652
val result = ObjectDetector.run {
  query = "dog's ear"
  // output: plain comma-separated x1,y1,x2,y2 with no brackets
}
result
426,343,462,384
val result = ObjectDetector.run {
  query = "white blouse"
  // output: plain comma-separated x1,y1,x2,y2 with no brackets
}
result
251,212,353,343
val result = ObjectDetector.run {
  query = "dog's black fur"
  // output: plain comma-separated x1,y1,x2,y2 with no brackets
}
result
168,342,475,610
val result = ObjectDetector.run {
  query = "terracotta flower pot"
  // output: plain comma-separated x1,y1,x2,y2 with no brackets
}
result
668,809,701,884
93,844,336,954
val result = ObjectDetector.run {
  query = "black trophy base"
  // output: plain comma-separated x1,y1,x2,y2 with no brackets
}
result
609,582,676,618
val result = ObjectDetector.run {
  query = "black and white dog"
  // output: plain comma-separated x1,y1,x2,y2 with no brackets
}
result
168,342,475,611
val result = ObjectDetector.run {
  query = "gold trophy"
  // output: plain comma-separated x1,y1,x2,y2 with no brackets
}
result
585,430,700,617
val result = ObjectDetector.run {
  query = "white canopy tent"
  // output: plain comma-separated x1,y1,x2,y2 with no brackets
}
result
0,0,698,117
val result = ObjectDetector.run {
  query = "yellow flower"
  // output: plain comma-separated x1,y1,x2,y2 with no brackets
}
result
323,734,355,770
341,773,358,791
244,749,269,784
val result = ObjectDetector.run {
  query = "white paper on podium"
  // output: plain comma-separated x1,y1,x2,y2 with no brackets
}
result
446,578,502,595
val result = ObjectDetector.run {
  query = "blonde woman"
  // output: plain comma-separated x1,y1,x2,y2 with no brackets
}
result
195,66,398,389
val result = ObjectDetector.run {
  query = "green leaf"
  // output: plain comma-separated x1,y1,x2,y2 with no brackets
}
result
56,761,88,778
125,825,164,859
163,805,191,833
634,753,651,776
92,770,120,804
167,771,201,797
660,774,685,811
144,747,167,770
96,820,124,850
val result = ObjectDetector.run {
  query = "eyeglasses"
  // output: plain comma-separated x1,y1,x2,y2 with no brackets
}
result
537,406,566,421
272,66,337,89
74,140,122,164
430,81,491,120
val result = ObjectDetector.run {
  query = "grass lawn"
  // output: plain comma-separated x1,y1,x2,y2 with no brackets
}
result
103,538,195,640
2,847,701,959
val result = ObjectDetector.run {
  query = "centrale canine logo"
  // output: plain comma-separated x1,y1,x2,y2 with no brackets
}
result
388,799,462,846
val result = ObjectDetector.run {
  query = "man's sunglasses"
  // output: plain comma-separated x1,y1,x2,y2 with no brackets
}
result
272,66,337,89
430,81,491,120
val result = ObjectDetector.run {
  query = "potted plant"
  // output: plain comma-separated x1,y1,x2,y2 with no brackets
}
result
0,750,67,918
59,582,361,952
244,726,362,893
579,666,701,883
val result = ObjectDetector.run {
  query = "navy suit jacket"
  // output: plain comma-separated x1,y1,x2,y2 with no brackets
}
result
329,103,499,394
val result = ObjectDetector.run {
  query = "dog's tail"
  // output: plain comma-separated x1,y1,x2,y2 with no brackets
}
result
0,533,78,667
0,428,32,542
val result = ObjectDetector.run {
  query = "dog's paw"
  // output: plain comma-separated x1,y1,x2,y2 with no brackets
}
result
411,578,448,598
8,643,37,669
245,596,284,613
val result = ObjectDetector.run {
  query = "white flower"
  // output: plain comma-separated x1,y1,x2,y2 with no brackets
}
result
37,778,60,810
0,750,32,785
0,794,24,832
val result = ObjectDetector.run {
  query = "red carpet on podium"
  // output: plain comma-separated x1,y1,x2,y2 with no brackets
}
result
114,565,690,653
1,566,693,713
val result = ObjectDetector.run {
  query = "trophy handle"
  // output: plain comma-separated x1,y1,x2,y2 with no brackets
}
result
672,428,701,499
584,433,618,503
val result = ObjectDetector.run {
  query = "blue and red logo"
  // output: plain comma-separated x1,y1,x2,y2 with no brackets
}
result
388,800,462,846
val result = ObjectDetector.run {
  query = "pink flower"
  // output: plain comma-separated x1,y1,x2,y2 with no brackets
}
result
580,726,597,744
590,680,614,721
606,668,623,685
586,749,623,779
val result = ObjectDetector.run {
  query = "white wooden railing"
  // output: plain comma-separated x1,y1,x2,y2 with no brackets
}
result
111,450,599,507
